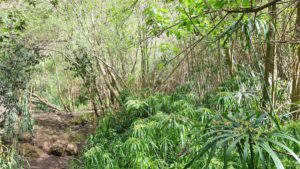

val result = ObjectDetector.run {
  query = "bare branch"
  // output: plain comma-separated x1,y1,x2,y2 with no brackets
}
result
225,0,282,13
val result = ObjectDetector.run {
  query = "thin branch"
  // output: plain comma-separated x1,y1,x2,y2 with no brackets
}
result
273,149,300,158
158,13,233,88
164,13,230,67
126,11,214,50
225,0,282,13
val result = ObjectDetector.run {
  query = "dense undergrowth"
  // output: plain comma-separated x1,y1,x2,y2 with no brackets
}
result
0,141,26,169
71,71,300,169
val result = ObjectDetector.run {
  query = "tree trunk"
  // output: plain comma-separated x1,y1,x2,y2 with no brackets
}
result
263,2,276,107
218,12,235,78
291,2,300,120
225,46,235,78
92,99,99,117
140,33,147,89
51,55,70,112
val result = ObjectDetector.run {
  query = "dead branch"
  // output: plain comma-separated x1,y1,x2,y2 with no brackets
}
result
31,93,63,112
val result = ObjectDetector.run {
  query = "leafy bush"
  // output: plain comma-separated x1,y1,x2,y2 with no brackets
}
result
0,10,44,136
186,112,300,169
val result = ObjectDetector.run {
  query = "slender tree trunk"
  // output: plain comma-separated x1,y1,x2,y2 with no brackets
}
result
140,32,147,89
271,4,278,107
291,2,300,120
96,59,119,101
51,55,70,112
225,46,235,78
92,99,99,117
272,45,277,106
218,12,235,78
218,42,224,82
263,2,276,107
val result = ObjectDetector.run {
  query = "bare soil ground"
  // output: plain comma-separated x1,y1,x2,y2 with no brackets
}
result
18,111,97,169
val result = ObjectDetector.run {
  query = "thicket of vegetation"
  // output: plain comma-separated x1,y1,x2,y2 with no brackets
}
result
71,71,300,168
0,0,299,168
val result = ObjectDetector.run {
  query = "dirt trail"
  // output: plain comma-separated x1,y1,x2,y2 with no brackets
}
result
18,111,97,169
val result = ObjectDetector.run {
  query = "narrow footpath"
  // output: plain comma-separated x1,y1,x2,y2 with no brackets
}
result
18,111,97,169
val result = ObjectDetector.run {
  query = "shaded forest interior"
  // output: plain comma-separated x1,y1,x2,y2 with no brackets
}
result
0,0,300,168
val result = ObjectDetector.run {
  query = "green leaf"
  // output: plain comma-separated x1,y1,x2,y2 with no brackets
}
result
254,141,267,169
253,113,267,127
255,19,262,41
172,46,180,53
222,114,240,127
224,135,243,168
226,135,243,157
259,19,268,40
259,142,284,169
247,19,253,38
204,141,218,169
270,133,300,144
184,140,218,169
205,136,235,169
166,30,170,37
157,64,164,70
266,138,300,164
159,8,168,13
242,0,251,8
242,137,249,167
152,6,158,15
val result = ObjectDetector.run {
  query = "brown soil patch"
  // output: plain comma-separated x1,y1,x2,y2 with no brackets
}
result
18,110,97,169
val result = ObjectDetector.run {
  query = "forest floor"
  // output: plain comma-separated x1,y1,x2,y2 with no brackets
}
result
17,110,97,169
